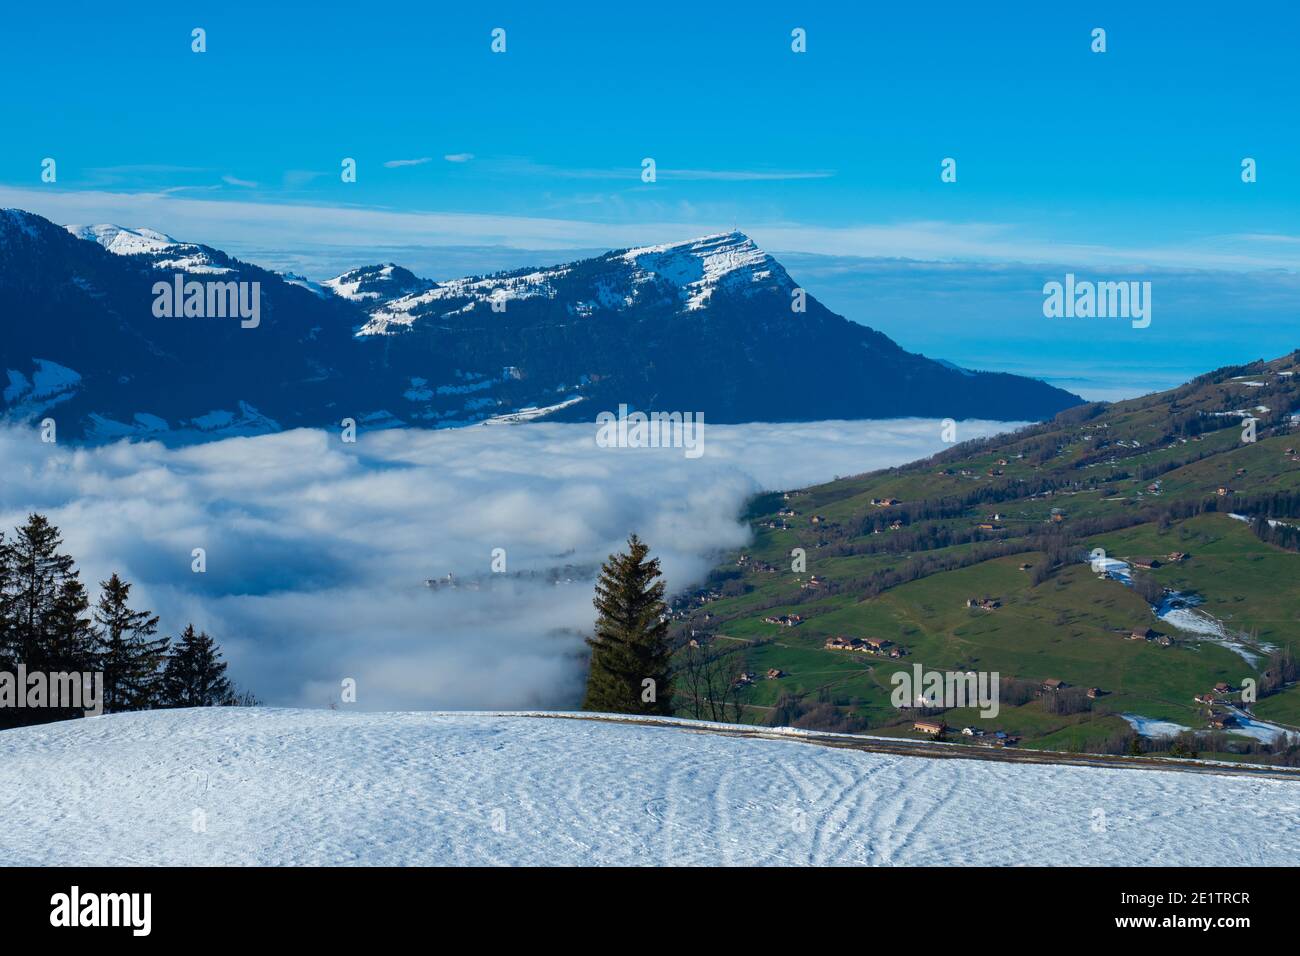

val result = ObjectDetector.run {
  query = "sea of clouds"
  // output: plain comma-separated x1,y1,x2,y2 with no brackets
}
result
0,418,1020,710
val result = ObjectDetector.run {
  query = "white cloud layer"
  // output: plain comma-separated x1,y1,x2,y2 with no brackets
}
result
0,419,1019,710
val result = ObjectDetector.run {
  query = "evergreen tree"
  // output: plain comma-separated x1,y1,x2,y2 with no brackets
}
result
162,624,235,707
5,514,81,666
92,573,169,712
0,531,14,669
582,534,673,715
0,517,98,726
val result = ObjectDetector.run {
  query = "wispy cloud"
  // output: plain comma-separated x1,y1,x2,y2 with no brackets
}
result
443,153,474,163
501,159,832,181
221,175,259,188
3,184,1298,273
384,157,433,168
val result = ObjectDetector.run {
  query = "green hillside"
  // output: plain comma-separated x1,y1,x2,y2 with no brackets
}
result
671,352,1300,764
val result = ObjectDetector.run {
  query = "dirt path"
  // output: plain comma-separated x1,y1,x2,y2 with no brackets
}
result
525,712,1300,781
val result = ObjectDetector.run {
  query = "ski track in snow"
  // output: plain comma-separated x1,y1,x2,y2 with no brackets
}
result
2,708,1298,866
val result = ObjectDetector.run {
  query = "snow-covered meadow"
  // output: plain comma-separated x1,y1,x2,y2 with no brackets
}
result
2,708,1297,866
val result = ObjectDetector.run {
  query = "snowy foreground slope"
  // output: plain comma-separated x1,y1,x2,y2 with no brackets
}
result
2,709,1298,866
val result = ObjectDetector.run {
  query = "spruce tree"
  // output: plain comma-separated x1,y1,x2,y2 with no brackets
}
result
162,624,235,707
93,573,169,712
6,514,80,666
582,534,673,716
0,531,14,669
0,516,98,726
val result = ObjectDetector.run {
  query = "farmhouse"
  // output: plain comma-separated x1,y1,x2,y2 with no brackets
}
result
913,719,946,735
765,668,783,680
1132,557,1162,570
1086,687,1103,699
763,614,803,627
966,597,1001,611
1042,678,1066,692
1130,627,1155,641
1214,681,1233,693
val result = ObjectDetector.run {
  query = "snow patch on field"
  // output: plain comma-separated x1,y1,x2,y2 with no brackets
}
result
1,709,1298,866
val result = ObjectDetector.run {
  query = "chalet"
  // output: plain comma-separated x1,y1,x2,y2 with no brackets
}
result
913,719,946,735
763,614,803,627
870,497,901,507
1042,678,1066,692
996,459,1009,466
1166,551,1188,563
966,597,1001,611
1214,681,1233,693
1050,511,1066,523
810,514,827,524
801,575,825,590
1130,627,1155,641
1086,687,1103,700
1155,635,1173,647
1132,557,1162,570
1209,714,1237,730
863,637,893,652
889,520,904,531
734,672,754,687
977,523,1004,532
777,508,797,518
1194,693,1217,705
888,647,903,658
961,726,977,736
765,668,784,680
824,636,858,651
1217,487,1232,497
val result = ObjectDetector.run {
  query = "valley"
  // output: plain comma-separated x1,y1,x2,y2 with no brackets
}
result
673,354,1300,763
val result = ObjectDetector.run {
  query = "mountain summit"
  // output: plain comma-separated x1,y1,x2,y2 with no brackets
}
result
0,210,1082,442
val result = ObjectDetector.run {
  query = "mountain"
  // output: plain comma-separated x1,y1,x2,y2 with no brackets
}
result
2,708,1292,865
0,210,1082,442
679,352,1300,760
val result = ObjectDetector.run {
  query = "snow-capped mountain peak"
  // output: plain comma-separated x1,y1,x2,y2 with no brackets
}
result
620,230,788,311
65,223,179,255
322,263,433,303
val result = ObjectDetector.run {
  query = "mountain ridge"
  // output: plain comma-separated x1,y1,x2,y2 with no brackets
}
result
0,209,1083,442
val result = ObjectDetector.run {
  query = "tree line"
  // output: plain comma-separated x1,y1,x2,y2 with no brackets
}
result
0,513,252,729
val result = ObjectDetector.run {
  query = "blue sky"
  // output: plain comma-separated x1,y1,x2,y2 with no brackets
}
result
1,0,1298,396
